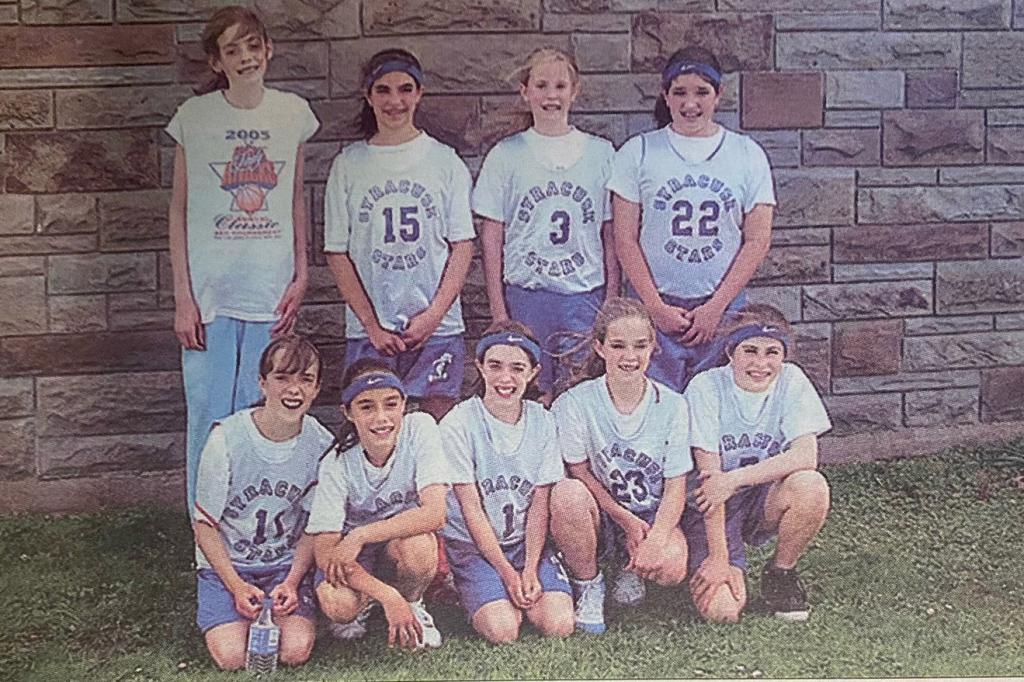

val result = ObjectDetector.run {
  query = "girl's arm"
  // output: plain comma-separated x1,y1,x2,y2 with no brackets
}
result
270,532,315,615
479,218,509,321
566,460,649,554
195,522,264,619
695,433,818,512
452,482,531,609
334,483,447,564
168,145,204,350
401,239,474,349
629,474,686,578
601,219,621,299
521,483,552,604
272,144,309,336
689,447,743,611
612,194,689,336
681,204,773,346
325,252,407,355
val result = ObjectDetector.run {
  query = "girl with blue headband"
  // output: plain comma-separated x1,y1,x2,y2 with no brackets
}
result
305,359,451,650
323,48,474,421
680,304,832,624
607,46,776,393
440,321,575,644
549,298,693,635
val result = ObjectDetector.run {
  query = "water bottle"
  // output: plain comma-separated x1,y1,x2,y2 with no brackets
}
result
246,597,279,674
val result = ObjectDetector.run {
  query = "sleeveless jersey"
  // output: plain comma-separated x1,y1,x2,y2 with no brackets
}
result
607,127,775,299
441,397,564,547
473,129,614,293
305,412,451,535
193,409,335,570
552,377,693,515
323,133,475,338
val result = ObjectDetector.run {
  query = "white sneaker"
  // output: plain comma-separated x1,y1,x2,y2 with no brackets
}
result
328,602,372,641
612,569,646,606
571,572,606,634
408,599,442,649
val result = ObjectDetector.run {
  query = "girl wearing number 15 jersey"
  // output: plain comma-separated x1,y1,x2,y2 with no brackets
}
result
324,48,474,420
608,46,776,393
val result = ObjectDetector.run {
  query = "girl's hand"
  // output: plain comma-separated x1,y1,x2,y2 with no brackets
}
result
231,581,266,620
272,278,307,336
681,300,726,346
269,581,299,616
520,568,541,607
381,594,423,649
627,534,664,580
499,564,531,610
695,471,737,513
650,302,690,338
401,308,442,350
618,513,651,558
174,296,205,350
367,324,407,357
690,556,744,613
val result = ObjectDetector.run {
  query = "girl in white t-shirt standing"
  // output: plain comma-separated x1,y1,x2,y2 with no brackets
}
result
168,6,320,513
550,298,692,635
681,304,832,624
607,46,775,393
474,48,619,404
324,48,475,421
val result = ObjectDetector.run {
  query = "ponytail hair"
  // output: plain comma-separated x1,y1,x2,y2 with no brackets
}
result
196,6,269,95
355,48,424,139
654,46,723,128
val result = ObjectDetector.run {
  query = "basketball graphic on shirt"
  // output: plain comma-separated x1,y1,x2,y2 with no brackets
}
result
210,144,285,216
233,184,266,214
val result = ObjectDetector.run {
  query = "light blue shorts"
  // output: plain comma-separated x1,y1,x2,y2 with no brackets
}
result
196,564,316,633
344,334,465,399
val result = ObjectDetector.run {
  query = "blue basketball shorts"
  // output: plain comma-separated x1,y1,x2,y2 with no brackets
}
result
679,483,775,575
196,564,316,633
343,334,465,399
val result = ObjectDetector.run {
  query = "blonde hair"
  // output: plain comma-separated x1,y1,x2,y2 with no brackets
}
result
557,297,655,395
509,47,580,88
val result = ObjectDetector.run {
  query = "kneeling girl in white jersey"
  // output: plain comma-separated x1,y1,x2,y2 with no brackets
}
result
474,48,618,403
681,304,832,623
550,298,692,634
441,322,575,644
305,360,451,650
193,334,334,670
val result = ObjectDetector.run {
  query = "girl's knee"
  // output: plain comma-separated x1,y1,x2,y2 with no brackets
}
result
317,583,363,623
390,534,438,580
279,618,315,667
550,480,597,530
205,629,247,671
699,586,745,624
785,470,831,514
534,604,575,638
473,602,522,645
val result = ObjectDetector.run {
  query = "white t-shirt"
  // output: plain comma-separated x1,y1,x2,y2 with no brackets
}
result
305,412,452,535
607,126,775,300
193,408,335,570
683,363,831,473
165,89,319,323
473,128,614,293
323,133,475,338
440,397,564,546
552,377,693,515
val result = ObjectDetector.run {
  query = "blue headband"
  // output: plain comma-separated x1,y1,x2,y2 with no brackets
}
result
364,59,424,91
661,60,722,91
475,332,542,365
727,324,790,355
341,372,406,406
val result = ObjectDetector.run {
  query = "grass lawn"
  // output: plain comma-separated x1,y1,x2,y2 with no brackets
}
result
4,440,1024,681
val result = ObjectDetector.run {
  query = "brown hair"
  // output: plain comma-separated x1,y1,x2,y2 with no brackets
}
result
716,303,792,357
559,297,655,394
336,358,405,451
473,319,543,400
259,334,322,384
654,46,723,127
196,6,270,95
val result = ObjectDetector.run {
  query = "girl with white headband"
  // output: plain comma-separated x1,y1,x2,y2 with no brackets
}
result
323,48,474,421
440,321,575,644
680,304,832,624
607,46,776,393
305,360,451,650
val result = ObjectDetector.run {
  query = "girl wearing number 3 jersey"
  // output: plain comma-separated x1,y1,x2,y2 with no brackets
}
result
474,48,618,404
440,322,575,644
324,48,474,420
549,298,692,635
607,46,776,393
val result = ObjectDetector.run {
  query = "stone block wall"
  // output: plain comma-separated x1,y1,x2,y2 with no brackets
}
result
1,0,1023,512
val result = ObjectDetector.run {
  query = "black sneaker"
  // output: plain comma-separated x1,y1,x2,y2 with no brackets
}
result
760,564,810,622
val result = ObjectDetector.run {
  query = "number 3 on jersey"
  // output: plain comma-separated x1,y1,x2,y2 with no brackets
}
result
549,210,570,245
383,205,420,243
